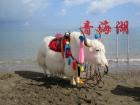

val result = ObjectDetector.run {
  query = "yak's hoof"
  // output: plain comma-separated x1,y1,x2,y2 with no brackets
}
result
71,80,76,86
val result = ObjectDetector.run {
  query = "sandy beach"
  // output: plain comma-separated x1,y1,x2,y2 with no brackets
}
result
0,67,140,105
0,0,140,105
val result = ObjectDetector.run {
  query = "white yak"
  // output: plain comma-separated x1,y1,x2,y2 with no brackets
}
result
37,32,108,85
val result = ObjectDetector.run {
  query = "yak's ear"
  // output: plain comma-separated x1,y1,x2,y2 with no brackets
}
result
89,47,93,52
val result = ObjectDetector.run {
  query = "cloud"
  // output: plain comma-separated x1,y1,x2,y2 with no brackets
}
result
64,0,90,6
87,0,140,14
133,0,140,4
135,11,140,16
0,0,47,22
56,9,67,16
63,0,140,14
87,0,127,13
24,21,30,26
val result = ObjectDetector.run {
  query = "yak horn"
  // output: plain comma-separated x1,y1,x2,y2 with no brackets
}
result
84,37,92,47
80,28,92,47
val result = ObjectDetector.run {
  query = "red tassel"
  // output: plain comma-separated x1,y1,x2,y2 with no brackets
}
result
72,60,77,71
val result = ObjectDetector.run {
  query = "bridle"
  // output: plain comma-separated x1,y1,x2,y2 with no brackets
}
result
82,65,108,88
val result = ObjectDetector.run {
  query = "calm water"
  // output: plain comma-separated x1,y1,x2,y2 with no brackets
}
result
0,30,47,62
0,27,140,64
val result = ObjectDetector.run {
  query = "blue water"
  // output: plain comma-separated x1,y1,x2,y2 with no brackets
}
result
0,30,47,61
0,27,140,63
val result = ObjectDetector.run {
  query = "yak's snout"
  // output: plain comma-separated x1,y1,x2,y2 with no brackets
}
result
96,53,109,74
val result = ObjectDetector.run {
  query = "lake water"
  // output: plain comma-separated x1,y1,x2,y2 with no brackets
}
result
0,27,140,64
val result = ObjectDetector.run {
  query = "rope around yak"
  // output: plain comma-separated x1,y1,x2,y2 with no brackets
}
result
79,64,108,88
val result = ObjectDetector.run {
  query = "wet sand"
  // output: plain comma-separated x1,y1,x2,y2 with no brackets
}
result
0,69,140,105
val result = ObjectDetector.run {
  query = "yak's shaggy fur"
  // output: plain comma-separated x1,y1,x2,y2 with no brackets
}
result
37,32,108,84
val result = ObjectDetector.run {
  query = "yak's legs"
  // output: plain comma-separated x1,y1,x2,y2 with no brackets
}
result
42,65,48,79
70,76,76,85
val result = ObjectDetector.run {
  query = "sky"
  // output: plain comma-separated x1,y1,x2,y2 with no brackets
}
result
0,0,140,60
0,0,140,34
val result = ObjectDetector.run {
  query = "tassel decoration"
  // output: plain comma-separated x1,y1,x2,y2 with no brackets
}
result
67,56,72,65
80,65,84,72
72,60,77,71
78,36,85,64
64,41,72,58
78,64,84,72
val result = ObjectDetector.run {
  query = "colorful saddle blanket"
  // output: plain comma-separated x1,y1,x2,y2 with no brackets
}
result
49,33,71,57
49,37,64,52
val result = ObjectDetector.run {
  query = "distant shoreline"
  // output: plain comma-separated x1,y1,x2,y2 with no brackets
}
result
0,59,37,64
0,58,140,64
0,59,140,73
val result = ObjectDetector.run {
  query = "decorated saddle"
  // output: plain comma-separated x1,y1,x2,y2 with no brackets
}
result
48,33,71,53
49,37,63,52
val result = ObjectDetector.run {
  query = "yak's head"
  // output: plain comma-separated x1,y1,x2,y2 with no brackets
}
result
84,38,108,74
70,31,108,74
